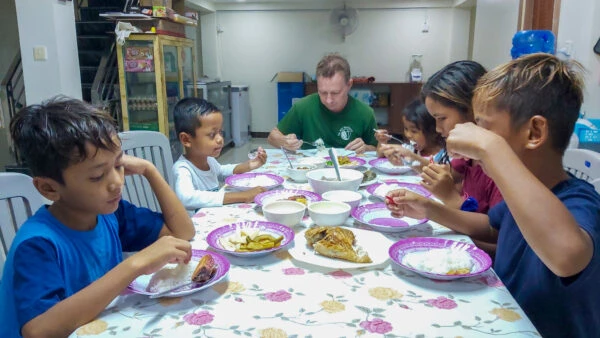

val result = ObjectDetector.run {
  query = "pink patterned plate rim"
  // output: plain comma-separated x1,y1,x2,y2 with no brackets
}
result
324,156,367,168
366,181,432,199
206,221,295,257
254,189,322,206
368,158,412,174
388,237,492,280
225,173,284,191
351,203,428,233
128,250,230,297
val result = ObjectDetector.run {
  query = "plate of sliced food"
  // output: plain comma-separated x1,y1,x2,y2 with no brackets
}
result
225,173,284,191
288,226,392,269
389,237,492,280
369,158,412,175
325,156,366,169
366,181,432,201
128,250,230,298
351,203,428,233
206,221,295,257
254,189,322,206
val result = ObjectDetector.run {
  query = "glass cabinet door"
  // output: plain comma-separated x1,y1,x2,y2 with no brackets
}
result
162,44,182,159
123,40,159,131
182,46,194,97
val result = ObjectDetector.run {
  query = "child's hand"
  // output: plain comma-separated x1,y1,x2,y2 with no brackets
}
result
381,144,411,165
446,123,502,162
122,154,153,176
374,129,389,144
420,163,457,200
241,186,267,203
129,235,192,276
385,189,429,219
248,147,267,169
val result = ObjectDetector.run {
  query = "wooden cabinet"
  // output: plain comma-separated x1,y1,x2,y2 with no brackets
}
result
304,82,421,135
116,34,197,159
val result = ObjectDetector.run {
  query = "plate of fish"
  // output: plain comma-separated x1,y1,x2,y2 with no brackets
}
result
128,250,230,298
288,226,392,269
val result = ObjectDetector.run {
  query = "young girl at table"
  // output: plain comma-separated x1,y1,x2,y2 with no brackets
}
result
419,60,503,214
172,97,268,215
0,97,195,337
386,53,600,338
376,99,445,171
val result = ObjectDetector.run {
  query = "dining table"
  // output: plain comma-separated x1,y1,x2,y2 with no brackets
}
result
72,148,540,338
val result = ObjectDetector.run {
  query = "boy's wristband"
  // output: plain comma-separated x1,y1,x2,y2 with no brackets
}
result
460,196,479,212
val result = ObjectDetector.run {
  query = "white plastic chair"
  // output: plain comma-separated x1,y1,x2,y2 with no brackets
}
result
563,148,600,182
0,173,45,277
119,131,175,212
591,178,600,193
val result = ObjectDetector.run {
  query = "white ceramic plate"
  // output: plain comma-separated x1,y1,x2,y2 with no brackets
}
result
288,227,393,269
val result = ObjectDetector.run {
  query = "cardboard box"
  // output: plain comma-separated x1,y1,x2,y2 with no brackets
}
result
271,72,311,121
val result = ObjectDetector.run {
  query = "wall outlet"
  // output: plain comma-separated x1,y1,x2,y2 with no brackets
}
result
33,46,47,61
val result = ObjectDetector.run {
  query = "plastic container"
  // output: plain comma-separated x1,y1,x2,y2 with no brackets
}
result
408,55,423,82
511,30,555,59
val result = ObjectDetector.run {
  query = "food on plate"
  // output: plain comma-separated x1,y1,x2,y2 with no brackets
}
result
304,226,372,263
295,166,311,170
146,254,218,293
235,176,276,187
314,138,326,152
362,169,376,183
286,194,308,205
320,176,349,182
326,156,360,167
218,228,284,252
192,254,218,283
402,248,474,275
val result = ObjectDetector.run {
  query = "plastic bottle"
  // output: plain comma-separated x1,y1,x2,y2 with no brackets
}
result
408,55,423,82
511,30,555,59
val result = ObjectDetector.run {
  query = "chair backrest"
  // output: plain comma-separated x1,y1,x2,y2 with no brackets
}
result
591,178,600,193
563,148,600,182
0,173,45,276
119,131,175,212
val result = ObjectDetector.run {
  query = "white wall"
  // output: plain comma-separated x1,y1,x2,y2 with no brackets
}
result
202,7,471,132
471,0,519,70
15,0,81,105
558,0,600,118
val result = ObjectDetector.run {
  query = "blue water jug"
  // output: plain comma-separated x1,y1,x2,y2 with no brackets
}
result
511,30,556,59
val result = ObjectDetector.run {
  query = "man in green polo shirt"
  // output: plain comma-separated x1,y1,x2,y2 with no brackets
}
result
268,53,378,154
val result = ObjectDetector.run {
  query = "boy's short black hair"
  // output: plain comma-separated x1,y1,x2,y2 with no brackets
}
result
421,60,487,120
403,99,444,147
473,53,584,153
9,96,119,184
173,97,220,137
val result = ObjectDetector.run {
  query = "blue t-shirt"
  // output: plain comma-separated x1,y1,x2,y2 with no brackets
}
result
0,200,164,337
489,177,600,337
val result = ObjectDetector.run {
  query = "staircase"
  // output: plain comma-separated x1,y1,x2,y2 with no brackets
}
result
76,0,124,102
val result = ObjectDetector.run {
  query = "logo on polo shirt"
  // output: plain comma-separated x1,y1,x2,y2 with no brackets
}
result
338,126,353,141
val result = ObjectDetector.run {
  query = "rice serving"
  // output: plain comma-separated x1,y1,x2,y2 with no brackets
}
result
402,248,474,275
146,262,196,293
236,176,276,187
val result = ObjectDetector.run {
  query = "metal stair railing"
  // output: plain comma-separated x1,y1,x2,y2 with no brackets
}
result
91,41,121,126
2,52,26,164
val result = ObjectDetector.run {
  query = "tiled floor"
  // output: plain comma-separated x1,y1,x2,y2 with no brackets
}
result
216,138,273,164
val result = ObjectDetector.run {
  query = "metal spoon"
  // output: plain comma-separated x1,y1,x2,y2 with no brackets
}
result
281,146,294,169
328,147,342,181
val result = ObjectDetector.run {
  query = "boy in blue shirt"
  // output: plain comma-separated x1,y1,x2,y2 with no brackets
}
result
386,53,600,337
0,97,195,337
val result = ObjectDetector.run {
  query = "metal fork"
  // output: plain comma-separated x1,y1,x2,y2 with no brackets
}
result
449,241,469,252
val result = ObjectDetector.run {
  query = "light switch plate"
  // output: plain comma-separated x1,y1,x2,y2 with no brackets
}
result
33,46,47,61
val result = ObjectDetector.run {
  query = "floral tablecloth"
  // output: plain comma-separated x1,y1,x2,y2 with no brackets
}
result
73,150,540,337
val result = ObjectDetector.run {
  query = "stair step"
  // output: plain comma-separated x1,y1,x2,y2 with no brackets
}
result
77,35,114,51
76,21,115,35
78,50,104,67
79,7,122,21
88,0,125,7
80,67,98,83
